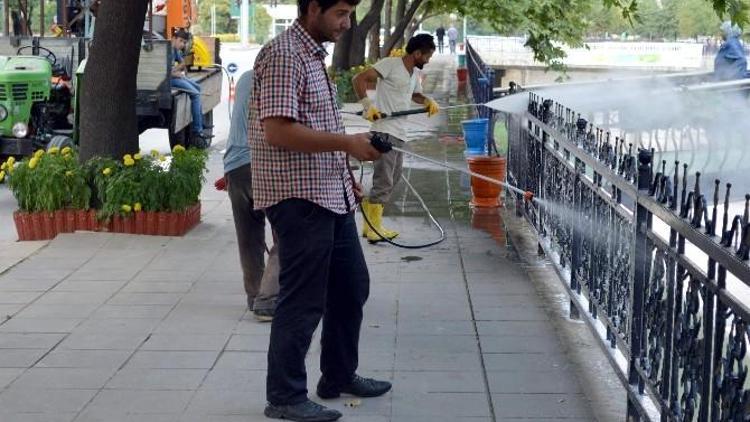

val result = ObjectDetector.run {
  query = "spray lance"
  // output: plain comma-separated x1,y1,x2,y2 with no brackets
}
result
343,103,486,119
369,133,535,203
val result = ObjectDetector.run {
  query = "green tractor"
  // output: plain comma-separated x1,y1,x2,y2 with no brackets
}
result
0,45,75,156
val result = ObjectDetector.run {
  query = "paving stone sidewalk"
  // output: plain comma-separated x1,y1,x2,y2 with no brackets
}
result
0,55,604,421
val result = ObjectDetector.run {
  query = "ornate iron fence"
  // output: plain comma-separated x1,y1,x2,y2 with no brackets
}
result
504,91,750,421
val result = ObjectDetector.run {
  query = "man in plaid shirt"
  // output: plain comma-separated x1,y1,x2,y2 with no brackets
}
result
249,1,390,420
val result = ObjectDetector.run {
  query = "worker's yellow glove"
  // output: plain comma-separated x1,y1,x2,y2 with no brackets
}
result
359,98,383,122
424,98,440,117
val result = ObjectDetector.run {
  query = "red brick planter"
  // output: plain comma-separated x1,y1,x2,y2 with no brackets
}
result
13,203,202,241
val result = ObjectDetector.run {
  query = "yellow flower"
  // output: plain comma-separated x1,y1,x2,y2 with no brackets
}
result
134,202,142,212
61,147,72,155
65,170,74,177
172,145,186,153
48,147,60,154
123,154,133,162
159,155,166,162
28,157,39,169
150,149,159,157
0,170,5,182
0,162,6,171
124,158,135,167
7,157,15,166
121,204,132,213
34,150,44,159
134,153,143,160
102,167,112,176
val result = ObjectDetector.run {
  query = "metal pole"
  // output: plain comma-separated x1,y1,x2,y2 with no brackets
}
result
240,0,249,46
148,0,153,39
211,4,216,36
4,0,9,36
39,0,44,36
462,15,467,43
61,0,68,35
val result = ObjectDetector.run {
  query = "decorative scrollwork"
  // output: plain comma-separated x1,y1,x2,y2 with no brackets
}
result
671,275,705,422
714,315,750,421
640,248,668,390
609,215,632,339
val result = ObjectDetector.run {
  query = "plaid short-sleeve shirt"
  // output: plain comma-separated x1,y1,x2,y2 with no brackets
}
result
249,20,355,214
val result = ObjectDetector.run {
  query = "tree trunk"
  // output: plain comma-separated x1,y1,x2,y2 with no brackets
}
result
367,12,381,63
382,0,424,55
79,0,149,161
395,0,406,22
331,0,384,70
383,0,391,38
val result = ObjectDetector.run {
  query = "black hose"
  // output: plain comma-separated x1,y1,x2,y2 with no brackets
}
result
358,165,446,249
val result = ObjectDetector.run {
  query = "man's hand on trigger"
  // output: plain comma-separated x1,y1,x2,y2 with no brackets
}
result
346,133,381,161
424,98,440,117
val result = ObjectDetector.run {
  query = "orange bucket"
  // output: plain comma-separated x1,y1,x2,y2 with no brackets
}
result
467,156,506,208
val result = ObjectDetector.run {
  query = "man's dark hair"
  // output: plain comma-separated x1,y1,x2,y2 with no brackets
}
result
174,29,190,41
405,34,436,54
298,0,360,16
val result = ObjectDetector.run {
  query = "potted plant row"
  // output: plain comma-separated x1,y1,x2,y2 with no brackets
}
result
3,145,207,241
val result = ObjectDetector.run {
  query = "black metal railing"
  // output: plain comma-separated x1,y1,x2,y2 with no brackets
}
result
505,90,750,421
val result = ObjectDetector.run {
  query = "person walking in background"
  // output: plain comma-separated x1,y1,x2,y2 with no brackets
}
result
436,25,445,54
250,0,391,420
447,24,459,54
215,69,280,322
714,21,748,81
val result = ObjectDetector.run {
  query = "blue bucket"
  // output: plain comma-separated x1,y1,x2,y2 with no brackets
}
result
462,118,489,155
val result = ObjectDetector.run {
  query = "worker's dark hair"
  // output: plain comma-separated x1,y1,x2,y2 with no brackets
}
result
298,0,360,16
405,34,436,54
174,29,190,41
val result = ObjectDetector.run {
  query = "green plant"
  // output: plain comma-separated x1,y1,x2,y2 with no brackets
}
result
7,147,91,212
7,145,207,220
330,63,372,105
92,146,207,220
166,145,208,212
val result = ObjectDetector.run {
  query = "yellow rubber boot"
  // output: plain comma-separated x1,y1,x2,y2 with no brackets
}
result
360,199,373,238
366,202,399,243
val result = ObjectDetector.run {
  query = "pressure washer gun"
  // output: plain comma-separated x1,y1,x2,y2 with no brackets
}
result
370,133,393,153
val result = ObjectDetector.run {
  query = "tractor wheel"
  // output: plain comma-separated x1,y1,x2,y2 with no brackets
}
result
47,135,75,151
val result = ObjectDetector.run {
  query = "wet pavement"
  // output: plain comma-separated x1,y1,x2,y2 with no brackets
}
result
0,55,621,421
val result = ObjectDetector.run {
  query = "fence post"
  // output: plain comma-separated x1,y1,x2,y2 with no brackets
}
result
486,67,495,154
627,149,653,419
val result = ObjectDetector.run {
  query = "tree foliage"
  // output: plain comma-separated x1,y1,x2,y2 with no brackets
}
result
196,0,236,34
254,4,273,44
397,0,748,64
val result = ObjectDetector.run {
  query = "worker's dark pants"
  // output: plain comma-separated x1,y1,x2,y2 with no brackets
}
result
265,199,370,406
437,38,444,54
226,164,279,311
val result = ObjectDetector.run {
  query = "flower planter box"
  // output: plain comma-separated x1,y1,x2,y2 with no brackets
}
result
13,203,201,241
